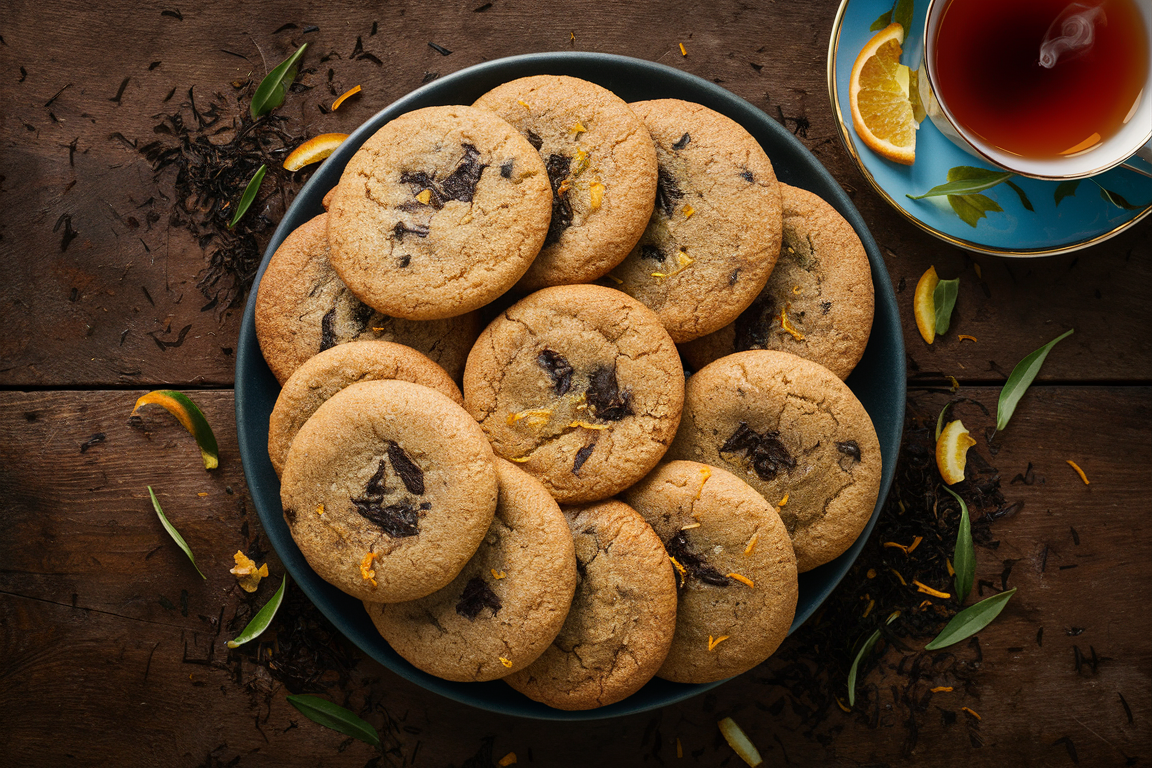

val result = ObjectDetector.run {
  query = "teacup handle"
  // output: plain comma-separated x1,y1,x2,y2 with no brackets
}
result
1120,141,1152,179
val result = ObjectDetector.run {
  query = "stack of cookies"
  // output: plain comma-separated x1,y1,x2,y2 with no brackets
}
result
256,75,880,711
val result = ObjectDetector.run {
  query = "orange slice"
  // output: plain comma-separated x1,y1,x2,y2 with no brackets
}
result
936,419,977,485
850,23,917,165
283,133,349,172
914,266,939,344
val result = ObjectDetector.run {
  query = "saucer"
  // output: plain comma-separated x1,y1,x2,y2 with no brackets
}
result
827,0,1152,256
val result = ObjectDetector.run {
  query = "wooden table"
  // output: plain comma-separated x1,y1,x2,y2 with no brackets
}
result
2,1,1148,765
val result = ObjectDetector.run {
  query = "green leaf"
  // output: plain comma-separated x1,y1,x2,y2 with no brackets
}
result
227,574,288,648
148,486,206,579
229,164,267,229
935,401,953,441
925,588,1016,650
1097,185,1140,210
847,611,900,706
892,0,915,37
907,166,1014,199
869,9,893,30
1054,180,1080,206
932,278,959,336
948,193,1002,228
1004,180,1034,212
996,329,1074,431
943,486,974,604
250,43,308,119
131,390,219,470
286,695,380,747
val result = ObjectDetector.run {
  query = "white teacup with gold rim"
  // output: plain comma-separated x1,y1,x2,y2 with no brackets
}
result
919,0,1152,180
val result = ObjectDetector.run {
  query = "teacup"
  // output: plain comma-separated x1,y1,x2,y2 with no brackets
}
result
919,0,1152,180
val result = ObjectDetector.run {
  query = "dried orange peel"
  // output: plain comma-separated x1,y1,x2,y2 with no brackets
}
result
850,23,917,165
936,419,977,485
131,390,219,470
331,85,362,111
283,133,349,172
914,266,939,344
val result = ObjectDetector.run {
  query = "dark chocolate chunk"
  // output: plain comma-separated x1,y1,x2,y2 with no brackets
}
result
820,301,832,315
740,170,755,183
720,421,796,482
655,166,684,217
283,507,297,524
398,254,411,267
364,457,391,497
456,576,502,619
728,268,741,286
500,159,513,178
837,440,862,462
525,130,543,150
733,293,776,351
665,531,730,588
393,221,430,240
398,144,486,208
350,299,375,334
640,244,666,263
388,441,425,495
671,133,691,150
544,153,573,245
573,441,596,475
586,365,633,421
351,498,421,538
320,307,338,351
537,348,573,395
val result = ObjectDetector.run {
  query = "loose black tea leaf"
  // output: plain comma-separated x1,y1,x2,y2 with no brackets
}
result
586,366,633,421
388,441,425,495
537,349,573,395
285,695,380,747
456,576,501,619
428,42,452,55
665,531,730,587
228,163,266,228
996,329,1074,431
720,421,795,482
573,441,596,475
250,43,308,119
80,432,106,453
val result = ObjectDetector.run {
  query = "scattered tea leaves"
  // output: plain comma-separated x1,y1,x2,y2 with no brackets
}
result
148,486,206,579
1054,180,1080,206
907,167,1014,199
925,588,1016,650
131,390,219,470
250,43,308,119
848,611,900,706
718,717,762,767
1004,180,1034,211
229,163,266,228
932,278,959,336
996,329,1074,432
285,694,380,747
228,574,288,648
943,486,974,603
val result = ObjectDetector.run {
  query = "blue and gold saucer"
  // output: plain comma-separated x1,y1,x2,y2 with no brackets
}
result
828,0,1152,256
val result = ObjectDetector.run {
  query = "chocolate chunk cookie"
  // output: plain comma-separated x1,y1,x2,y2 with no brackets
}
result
254,213,481,384
602,99,783,343
667,351,881,572
267,340,463,477
365,459,577,682
503,499,678,710
327,105,552,320
463,284,684,504
680,184,874,379
622,461,798,683
280,380,498,602
473,76,658,290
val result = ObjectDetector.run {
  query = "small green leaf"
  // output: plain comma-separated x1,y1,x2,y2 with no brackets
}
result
948,193,1002,228
996,329,1074,431
892,0,914,37
925,588,1016,650
250,43,309,119
286,695,380,747
932,278,959,336
1097,185,1140,210
1004,180,1034,212
935,401,953,441
907,166,1014,199
229,164,267,229
148,486,206,579
1054,180,1080,206
227,574,288,648
848,611,900,706
943,486,974,604
869,9,893,30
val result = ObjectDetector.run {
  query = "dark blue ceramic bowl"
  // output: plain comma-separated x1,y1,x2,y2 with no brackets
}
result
236,52,905,721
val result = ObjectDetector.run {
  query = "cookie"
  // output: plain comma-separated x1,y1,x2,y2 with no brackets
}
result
503,499,678,710
267,340,463,477
254,213,481,384
463,284,685,504
680,184,874,379
327,105,553,320
601,99,783,343
280,380,498,602
622,461,798,683
667,351,881,572
365,459,577,682
473,76,658,290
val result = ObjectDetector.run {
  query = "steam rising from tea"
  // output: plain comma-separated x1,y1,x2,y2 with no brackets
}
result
1039,3,1105,69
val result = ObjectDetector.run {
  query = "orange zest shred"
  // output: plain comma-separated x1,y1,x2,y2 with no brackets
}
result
498,753,517,767
331,84,362,111
694,466,711,500
517,99,530,110
568,420,609,431
669,555,687,586
792,285,801,295
890,568,907,586
707,634,729,651
570,121,587,134
946,559,955,577
572,149,590,175
1066,460,1090,485
961,706,982,721
499,656,513,668
360,552,378,587
491,569,506,579
372,327,386,332
680,522,701,531
589,182,605,210
197,492,208,497
918,599,933,610
652,250,694,279
779,303,805,341
316,504,324,515
958,334,978,343
931,686,953,693
509,456,531,463
777,492,789,507
727,572,755,588
907,536,923,553
676,738,683,758
683,204,695,218
507,408,551,427
679,42,688,56
604,273,624,285
883,541,909,554
866,568,877,579
862,598,875,618
836,697,852,713
913,580,950,599
744,533,759,555
416,189,433,205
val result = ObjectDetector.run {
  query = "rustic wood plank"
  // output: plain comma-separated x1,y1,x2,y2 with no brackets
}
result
1,0,1148,387
1,386,1147,765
